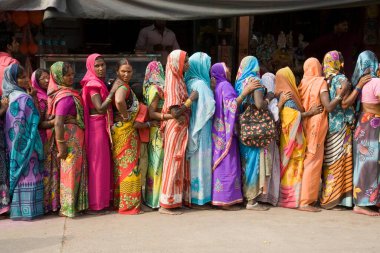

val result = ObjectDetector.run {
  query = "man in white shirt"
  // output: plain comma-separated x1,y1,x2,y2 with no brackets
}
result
135,21,180,65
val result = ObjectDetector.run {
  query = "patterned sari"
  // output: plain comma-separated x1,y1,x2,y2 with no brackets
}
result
275,67,306,208
185,52,215,205
143,61,165,208
159,50,191,209
48,62,88,217
0,99,10,214
352,51,380,207
235,56,264,203
3,64,44,220
112,84,141,214
211,63,243,206
320,51,354,209
31,70,60,213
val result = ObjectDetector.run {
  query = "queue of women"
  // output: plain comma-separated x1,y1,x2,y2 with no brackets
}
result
0,48,379,221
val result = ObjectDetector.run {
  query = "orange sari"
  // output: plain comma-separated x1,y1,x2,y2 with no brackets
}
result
159,50,191,208
298,58,328,206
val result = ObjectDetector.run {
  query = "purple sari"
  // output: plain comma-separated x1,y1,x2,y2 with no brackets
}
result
211,63,243,206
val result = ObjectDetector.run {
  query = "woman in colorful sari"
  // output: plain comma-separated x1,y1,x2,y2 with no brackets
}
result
143,61,173,209
3,63,44,220
31,69,59,213
275,67,322,209
258,72,281,206
159,50,198,215
81,53,115,214
297,58,328,212
319,50,366,210
47,61,88,217
351,50,380,216
210,62,259,210
112,59,142,215
184,52,215,207
235,56,276,210
0,95,9,215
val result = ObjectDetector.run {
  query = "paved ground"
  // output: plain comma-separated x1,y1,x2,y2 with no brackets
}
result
1,207,379,253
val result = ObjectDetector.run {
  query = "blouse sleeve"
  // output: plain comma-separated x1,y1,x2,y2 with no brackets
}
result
55,97,76,116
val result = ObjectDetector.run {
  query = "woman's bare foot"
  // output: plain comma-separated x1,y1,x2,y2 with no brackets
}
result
353,206,380,216
158,207,183,215
298,205,321,212
220,205,241,211
246,203,269,211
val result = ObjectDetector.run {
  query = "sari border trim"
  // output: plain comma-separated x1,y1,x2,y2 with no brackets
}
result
212,137,233,171
211,198,243,206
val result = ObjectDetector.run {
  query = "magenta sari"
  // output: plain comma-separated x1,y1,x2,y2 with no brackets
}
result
81,53,113,211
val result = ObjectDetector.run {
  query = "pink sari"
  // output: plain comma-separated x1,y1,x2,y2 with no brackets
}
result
81,53,113,211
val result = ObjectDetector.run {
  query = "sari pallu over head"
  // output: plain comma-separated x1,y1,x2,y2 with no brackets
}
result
31,70,48,112
47,62,84,128
235,56,261,108
261,73,279,121
298,57,328,154
351,50,379,86
184,52,215,157
211,62,238,170
161,49,188,130
80,53,113,145
2,64,44,196
142,61,165,105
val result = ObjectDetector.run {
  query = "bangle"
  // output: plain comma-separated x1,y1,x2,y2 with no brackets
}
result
335,95,343,101
161,113,165,121
238,94,245,101
146,121,151,127
184,99,192,108
121,114,130,121
355,87,362,93
56,139,66,143
105,97,112,103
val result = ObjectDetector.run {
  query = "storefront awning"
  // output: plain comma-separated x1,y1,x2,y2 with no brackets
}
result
1,0,378,20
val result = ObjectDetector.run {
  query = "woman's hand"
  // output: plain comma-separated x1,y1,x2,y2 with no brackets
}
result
57,142,68,160
308,105,323,116
357,74,372,89
242,79,261,97
110,79,123,95
337,78,350,97
1,97,9,109
279,91,292,105
189,90,199,101
176,115,186,125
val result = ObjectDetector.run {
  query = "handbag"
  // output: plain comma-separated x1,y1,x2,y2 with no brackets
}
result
239,104,276,147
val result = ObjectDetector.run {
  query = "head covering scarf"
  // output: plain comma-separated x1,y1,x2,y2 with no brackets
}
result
351,50,379,86
275,67,304,111
162,49,188,114
31,70,48,101
298,58,326,101
323,50,344,79
3,64,44,197
261,72,279,121
142,61,165,104
211,62,227,84
2,64,25,99
47,61,84,129
235,56,261,97
184,52,215,157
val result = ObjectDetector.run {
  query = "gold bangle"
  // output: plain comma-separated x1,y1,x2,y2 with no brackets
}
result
161,113,165,121
184,99,192,108
56,139,66,143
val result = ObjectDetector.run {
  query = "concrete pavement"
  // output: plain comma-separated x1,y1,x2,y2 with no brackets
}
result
1,207,379,253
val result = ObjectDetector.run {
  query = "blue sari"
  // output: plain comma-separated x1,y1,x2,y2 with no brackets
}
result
3,64,44,220
235,56,263,202
185,52,215,205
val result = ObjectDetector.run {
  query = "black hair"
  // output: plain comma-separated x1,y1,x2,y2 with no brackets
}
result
116,58,131,72
62,62,73,76
0,31,15,52
130,83,144,103
35,68,49,82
